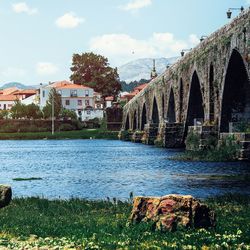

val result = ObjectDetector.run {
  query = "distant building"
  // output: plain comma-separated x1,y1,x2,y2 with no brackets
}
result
39,80,103,121
0,87,38,110
120,83,148,103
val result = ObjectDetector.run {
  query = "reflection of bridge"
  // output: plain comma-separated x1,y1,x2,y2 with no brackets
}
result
121,9,250,159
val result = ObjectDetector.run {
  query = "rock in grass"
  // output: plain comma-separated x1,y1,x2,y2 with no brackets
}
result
0,185,12,208
130,194,215,231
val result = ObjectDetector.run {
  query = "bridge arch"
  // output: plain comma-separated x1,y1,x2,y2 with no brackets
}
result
125,114,130,130
162,94,165,120
179,78,184,122
141,103,147,130
132,110,137,130
151,97,159,124
186,71,204,127
167,87,176,122
209,64,215,122
220,49,250,132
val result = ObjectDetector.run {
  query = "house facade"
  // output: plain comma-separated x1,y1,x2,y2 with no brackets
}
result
39,80,103,121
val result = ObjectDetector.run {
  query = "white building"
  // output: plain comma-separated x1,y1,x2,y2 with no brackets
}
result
39,80,104,121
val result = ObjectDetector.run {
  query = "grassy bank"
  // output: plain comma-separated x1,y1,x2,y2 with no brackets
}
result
0,194,249,249
0,129,118,140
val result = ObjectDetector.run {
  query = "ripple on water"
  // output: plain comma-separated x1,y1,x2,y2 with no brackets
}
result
0,139,249,199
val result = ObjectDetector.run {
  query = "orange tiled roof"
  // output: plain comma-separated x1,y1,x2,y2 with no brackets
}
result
14,89,37,95
2,87,19,95
0,95,19,101
57,83,91,90
49,80,72,88
134,83,148,91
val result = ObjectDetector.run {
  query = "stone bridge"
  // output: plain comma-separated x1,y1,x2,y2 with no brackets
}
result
121,8,250,159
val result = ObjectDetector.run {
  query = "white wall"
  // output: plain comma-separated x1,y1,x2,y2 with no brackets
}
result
0,101,15,110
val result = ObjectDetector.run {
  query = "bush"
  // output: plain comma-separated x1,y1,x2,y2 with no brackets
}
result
59,123,76,131
185,131,200,151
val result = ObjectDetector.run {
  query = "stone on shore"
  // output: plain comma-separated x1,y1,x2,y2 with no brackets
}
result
130,194,215,231
0,185,12,208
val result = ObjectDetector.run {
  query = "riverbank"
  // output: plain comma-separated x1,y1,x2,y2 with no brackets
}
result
0,194,249,249
0,129,118,140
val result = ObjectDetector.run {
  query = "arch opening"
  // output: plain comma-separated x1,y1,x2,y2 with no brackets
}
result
186,71,204,127
162,95,165,119
179,79,184,122
125,115,130,130
220,49,250,132
152,97,159,124
141,104,147,130
167,88,176,123
133,111,137,130
209,64,215,122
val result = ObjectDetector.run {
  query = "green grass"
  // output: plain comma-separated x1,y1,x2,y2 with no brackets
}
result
0,194,249,249
0,129,119,140
12,177,43,181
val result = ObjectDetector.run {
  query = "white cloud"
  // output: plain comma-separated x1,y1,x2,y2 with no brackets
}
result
189,34,200,46
55,12,84,29
89,32,199,66
12,2,37,15
121,0,152,11
36,63,59,76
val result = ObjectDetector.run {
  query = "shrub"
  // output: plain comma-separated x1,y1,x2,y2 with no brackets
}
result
59,123,76,131
185,131,200,151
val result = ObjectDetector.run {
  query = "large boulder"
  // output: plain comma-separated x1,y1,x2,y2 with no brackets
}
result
0,185,12,208
130,194,215,231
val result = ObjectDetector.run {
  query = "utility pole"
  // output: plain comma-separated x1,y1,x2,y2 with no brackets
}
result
52,90,55,135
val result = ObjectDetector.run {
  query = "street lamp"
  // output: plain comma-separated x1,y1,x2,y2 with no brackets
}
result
52,90,54,135
226,6,244,19
200,36,208,42
181,48,192,57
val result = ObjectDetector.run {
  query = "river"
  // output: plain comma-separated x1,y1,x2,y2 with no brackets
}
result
0,139,249,199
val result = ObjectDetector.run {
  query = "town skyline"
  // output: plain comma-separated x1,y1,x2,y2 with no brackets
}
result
0,0,249,85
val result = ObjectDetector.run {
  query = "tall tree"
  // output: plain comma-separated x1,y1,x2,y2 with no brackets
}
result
43,88,62,119
70,52,121,99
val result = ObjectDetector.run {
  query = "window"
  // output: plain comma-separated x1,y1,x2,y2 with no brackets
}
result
78,100,82,106
70,90,77,97
87,110,91,115
42,90,45,98
85,90,89,97
85,100,90,106
8,104,12,108
65,100,70,105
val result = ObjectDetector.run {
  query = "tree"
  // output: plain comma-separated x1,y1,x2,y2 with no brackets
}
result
10,100,26,119
43,88,62,119
60,109,77,120
70,52,121,99
26,103,43,119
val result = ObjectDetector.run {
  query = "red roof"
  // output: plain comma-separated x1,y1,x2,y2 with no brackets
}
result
134,83,148,91
57,84,91,90
14,89,37,95
0,95,19,101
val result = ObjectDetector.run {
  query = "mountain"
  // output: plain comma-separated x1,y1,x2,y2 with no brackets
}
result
118,57,179,83
0,82,37,89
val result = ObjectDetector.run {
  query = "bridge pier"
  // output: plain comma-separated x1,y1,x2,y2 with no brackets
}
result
163,122,185,148
186,125,218,150
220,133,250,161
143,123,159,145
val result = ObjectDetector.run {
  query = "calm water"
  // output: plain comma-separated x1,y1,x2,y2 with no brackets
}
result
0,140,249,199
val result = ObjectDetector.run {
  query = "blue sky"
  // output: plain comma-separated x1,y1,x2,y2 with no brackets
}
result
0,0,249,85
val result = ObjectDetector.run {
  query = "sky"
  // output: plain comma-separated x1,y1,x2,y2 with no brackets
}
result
0,0,249,85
